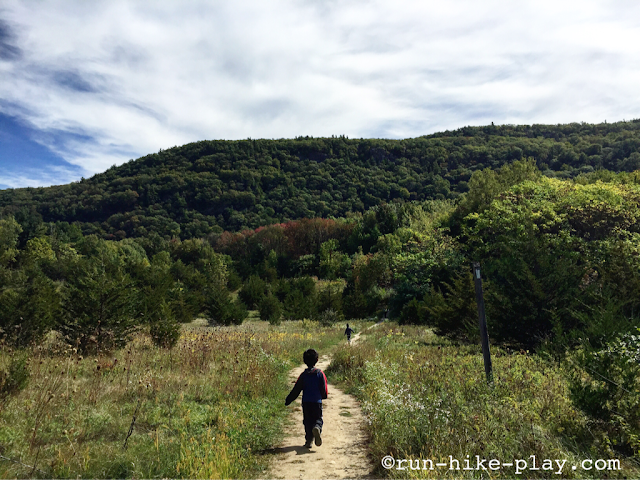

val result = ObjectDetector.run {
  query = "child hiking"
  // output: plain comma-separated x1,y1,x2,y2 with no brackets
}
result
285,349,328,448
344,323,354,343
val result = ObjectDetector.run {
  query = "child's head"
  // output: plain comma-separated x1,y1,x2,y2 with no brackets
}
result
303,348,319,367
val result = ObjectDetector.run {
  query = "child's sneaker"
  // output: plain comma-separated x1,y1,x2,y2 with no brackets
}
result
304,440,313,448
312,426,322,446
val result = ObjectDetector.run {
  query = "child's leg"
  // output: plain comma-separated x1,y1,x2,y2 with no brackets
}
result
311,403,323,446
302,403,323,440
302,403,315,443
314,403,323,433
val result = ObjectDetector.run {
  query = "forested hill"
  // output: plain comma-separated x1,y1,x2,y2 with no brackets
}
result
2,120,640,239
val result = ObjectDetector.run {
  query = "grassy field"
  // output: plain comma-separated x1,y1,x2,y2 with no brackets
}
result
0,318,353,479
3,319,636,479
328,322,640,479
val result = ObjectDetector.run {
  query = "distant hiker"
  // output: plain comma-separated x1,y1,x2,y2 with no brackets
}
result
344,323,354,343
285,349,328,448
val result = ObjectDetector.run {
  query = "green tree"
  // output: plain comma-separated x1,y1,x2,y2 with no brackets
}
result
204,288,247,326
60,241,138,354
0,223,60,346
136,252,171,320
258,293,282,325
464,177,640,348
422,270,478,340
0,266,59,347
316,281,343,318
319,239,350,279
450,158,541,235
149,301,181,349
0,216,22,268
281,277,317,320
238,275,268,309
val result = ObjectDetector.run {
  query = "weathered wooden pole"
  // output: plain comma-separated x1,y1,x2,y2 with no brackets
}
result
472,262,493,384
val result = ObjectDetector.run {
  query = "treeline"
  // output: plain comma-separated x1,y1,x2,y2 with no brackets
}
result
211,162,640,453
0,213,370,352
3,161,640,354
0,221,251,353
1,120,640,239
211,161,640,352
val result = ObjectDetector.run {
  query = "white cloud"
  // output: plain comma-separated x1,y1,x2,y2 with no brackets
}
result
0,164,83,189
1,0,639,184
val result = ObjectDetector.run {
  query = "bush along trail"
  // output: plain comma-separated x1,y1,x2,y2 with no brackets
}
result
268,329,375,479
327,323,640,479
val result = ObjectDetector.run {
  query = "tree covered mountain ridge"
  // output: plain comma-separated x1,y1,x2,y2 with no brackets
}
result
2,122,640,456
1,119,640,239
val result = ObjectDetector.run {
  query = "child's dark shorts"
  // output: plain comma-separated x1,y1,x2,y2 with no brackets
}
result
302,402,323,441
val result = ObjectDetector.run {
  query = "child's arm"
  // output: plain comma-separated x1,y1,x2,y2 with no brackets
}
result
320,370,328,400
285,374,304,405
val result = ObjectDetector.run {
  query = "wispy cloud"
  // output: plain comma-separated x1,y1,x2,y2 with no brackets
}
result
0,165,83,190
1,0,639,187
0,18,21,60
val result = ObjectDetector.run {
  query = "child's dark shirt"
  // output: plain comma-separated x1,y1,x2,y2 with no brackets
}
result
285,367,328,405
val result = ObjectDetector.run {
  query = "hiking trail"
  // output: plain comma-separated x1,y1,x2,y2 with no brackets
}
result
267,331,374,479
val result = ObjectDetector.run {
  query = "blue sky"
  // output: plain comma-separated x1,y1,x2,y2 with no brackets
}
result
1,0,639,189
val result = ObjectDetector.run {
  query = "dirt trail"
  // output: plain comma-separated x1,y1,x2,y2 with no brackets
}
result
267,333,374,479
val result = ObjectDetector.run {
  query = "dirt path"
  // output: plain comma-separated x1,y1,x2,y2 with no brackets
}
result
267,333,374,479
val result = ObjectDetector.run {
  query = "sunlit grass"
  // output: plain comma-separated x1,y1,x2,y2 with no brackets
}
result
0,320,344,478
328,322,639,479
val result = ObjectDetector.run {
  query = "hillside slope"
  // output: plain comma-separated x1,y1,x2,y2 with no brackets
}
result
1,120,639,239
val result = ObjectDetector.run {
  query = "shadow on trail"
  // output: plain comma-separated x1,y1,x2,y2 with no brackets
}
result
258,445,317,456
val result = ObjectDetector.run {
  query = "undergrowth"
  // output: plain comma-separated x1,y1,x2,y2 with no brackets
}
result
0,319,343,479
327,322,640,479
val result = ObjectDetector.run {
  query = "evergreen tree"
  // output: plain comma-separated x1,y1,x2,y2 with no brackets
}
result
60,241,137,354
258,293,282,325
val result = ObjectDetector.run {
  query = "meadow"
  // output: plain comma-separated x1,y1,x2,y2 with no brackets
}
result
0,319,347,479
328,323,640,479
3,317,639,479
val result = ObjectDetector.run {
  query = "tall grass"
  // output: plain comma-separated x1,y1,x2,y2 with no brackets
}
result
328,323,639,479
0,319,343,479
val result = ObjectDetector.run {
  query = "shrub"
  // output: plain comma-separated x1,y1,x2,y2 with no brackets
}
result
282,290,316,320
422,270,479,340
258,294,282,325
0,267,60,347
316,282,343,317
342,289,369,320
319,308,341,326
60,244,137,354
228,299,249,325
278,277,317,320
0,353,29,401
399,298,425,325
149,303,181,349
290,276,316,297
204,288,247,326
226,270,242,291
569,329,640,455
169,280,198,323
238,275,267,309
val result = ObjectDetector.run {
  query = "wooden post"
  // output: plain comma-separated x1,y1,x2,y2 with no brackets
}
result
472,262,493,384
